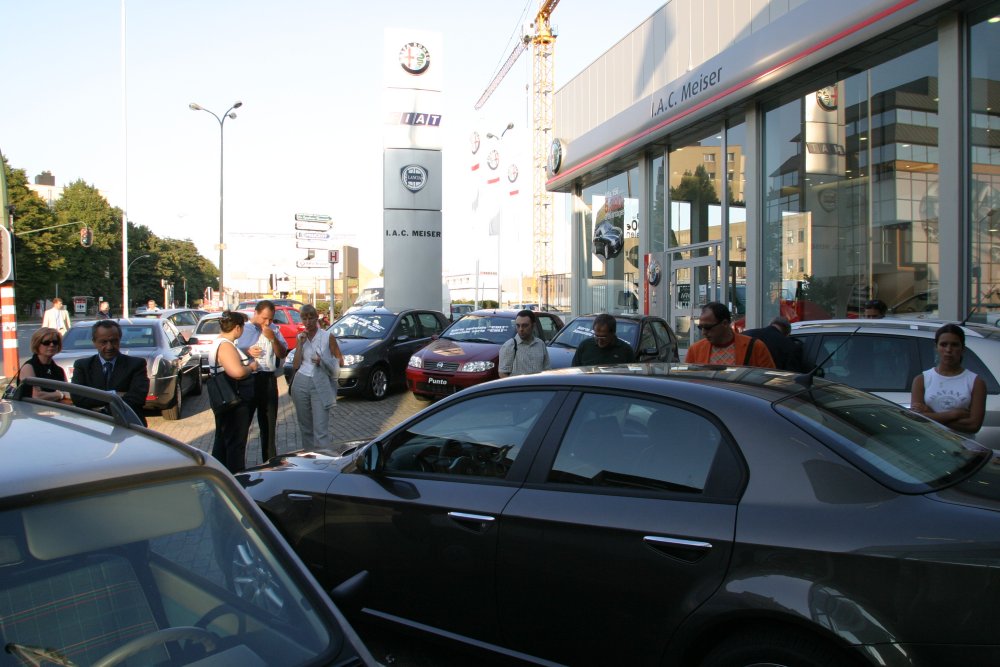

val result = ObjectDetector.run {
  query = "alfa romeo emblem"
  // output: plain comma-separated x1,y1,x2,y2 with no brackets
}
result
816,85,837,111
487,149,500,170
470,131,481,154
399,42,431,75
508,164,518,183
548,139,563,175
647,258,661,286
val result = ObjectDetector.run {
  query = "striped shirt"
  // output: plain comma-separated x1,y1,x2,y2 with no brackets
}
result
498,336,550,376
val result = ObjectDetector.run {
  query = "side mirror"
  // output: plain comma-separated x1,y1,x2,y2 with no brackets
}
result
187,337,200,345
355,441,382,473
642,347,657,356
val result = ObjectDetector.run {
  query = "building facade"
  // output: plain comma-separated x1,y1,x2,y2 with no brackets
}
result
547,0,1000,346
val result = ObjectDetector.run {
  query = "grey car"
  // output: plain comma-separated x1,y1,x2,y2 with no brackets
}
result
547,313,679,368
54,318,202,420
0,376,376,666
791,317,1000,447
239,364,1000,666
134,307,205,341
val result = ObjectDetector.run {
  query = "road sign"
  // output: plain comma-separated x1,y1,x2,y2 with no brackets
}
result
329,249,339,264
296,240,329,250
296,231,330,240
295,213,332,223
296,259,331,269
295,220,331,232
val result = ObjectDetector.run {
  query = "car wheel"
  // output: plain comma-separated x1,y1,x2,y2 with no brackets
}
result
161,382,182,421
700,628,852,667
190,367,203,396
366,366,389,401
223,532,286,617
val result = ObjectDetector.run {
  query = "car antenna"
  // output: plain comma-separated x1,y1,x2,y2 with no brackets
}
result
794,325,862,389
959,306,978,328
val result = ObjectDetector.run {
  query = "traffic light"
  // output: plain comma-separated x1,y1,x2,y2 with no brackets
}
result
79,226,93,248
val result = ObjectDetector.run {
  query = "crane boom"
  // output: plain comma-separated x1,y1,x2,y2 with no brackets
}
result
475,39,528,111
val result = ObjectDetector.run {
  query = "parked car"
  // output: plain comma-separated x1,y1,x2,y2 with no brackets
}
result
790,317,1000,447
187,310,253,376
449,303,475,321
238,364,1000,666
2,377,376,666
405,309,563,398
284,307,449,400
55,318,202,420
133,306,205,341
547,313,680,368
237,298,306,310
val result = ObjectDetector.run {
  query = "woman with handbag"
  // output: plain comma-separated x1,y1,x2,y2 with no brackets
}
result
209,311,259,473
290,304,344,449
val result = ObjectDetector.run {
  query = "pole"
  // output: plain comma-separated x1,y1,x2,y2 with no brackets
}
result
121,0,129,318
218,117,225,308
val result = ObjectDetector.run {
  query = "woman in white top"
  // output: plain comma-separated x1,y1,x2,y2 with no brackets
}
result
910,323,987,436
290,304,344,449
210,311,259,473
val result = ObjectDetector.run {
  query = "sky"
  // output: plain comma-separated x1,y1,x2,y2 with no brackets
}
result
1,0,661,293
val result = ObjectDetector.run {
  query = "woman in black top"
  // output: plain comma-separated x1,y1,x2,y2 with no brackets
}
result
21,327,69,402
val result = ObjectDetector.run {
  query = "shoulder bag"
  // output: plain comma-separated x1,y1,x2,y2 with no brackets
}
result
207,343,242,412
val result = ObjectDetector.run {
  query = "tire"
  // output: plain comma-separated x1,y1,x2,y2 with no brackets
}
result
366,366,390,401
190,367,203,396
160,381,182,421
700,628,852,667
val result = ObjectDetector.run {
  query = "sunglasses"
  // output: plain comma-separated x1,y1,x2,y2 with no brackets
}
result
697,320,724,332
40,339,60,346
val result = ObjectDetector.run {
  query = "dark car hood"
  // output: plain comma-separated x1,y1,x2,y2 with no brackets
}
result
336,338,382,355
547,345,576,370
931,451,1000,513
417,338,499,362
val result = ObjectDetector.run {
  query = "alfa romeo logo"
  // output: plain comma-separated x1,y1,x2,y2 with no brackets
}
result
816,85,837,111
647,258,661,286
470,131,481,154
399,42,430,75
508,164,518,183
401,164,427,192
548,139,563,175
487,149,500,170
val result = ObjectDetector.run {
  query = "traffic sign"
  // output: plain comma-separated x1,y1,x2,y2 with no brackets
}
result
329,249,339,263
296,231,330,240
295,220,332,232
296,259,331,269
296,240,329,250
295,213,332,223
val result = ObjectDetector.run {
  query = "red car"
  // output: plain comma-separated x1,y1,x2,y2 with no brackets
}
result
406,309,564,398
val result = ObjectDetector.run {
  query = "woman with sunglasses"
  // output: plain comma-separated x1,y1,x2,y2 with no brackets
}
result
20,327,70,402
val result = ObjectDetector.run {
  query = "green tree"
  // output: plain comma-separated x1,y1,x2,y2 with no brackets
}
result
4,157,59,313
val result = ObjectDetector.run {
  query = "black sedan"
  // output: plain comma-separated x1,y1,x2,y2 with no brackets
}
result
238,365,1000,666
55,318,202,420
547,313,680,368
285,307,449,400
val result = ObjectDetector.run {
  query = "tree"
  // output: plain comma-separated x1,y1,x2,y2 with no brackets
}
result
4,157,58,312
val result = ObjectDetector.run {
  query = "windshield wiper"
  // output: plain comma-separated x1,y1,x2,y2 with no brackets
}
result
458,338,498,344
337,334,367,339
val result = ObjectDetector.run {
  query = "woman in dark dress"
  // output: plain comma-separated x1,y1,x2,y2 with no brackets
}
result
20,327,70,402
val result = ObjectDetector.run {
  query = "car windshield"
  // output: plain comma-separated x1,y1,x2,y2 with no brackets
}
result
62,325,158,350
196,318,222,335
549,317,639,348
0,476,336,665
776,382,989,493
331,313,397,339
442,315,515,344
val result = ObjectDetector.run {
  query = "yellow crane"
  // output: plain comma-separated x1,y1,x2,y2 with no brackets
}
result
476,0,560,298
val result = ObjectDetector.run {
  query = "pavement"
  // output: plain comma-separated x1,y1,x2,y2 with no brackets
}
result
146,375,428,464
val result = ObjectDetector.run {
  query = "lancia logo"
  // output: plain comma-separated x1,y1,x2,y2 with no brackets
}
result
487,149,500,170
401,165,428,192
399,42,430,75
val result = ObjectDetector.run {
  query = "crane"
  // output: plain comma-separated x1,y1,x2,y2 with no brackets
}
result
476,0,560,301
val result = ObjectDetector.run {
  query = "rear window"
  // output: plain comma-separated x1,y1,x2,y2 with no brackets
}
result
776,382,989,493
196,319,221,335
550,317,639,349
62,325,158,350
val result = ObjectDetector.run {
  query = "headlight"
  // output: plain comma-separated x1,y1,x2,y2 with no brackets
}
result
408,356,423,369
459,360,495,373
342,354,364,367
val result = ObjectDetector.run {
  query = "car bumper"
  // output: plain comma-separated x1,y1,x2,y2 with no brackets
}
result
405,367,494,397
146,374,177,409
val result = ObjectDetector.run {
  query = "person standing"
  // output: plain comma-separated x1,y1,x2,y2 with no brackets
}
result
98,301,112,318
19,327,70,402
499,309,551,377
290,304,344,449
237,300,287,462
71,320,150,425
41,297,71,335
210,311,259,473
571,313,636,366
863,299,888,319
685,302,775,368
910,323,986,436
741,316,805,372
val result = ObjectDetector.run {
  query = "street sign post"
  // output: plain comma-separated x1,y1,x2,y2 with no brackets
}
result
329,249,339,264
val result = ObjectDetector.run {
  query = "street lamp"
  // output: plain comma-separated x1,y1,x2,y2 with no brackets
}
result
189,100,242,308
124,254,150,316
486,122,514,141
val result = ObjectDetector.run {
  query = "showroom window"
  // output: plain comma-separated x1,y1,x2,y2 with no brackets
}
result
579,167,641,314
969,4,1000,323
762,34,939,322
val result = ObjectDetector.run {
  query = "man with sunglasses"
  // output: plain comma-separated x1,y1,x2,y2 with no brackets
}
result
685,302,775,368
571,313,635,367
499,310,551,377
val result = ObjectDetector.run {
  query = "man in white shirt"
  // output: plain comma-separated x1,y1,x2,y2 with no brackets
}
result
237,300,288,462
41,297,71,335
499,310,550,377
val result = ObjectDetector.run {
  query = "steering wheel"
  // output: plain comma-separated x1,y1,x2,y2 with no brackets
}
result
195,603,247,636
91,627,219,667
414,446,438,472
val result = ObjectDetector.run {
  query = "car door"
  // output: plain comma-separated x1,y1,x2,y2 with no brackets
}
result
635,321,659,361
651,319,680,361
324,389,565,644
496,390,742,666
387,313,426,376
535,314,563,342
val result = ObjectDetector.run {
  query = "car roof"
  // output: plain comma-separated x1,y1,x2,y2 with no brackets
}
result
134,307,197,317
0,399,213,498
567,313,662,323
468,309,559,317
791,317,1000,340
338,307,445,317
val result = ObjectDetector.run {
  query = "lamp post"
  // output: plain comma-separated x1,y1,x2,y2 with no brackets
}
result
189,100,242,308
125,254,150,316
485,123,515,306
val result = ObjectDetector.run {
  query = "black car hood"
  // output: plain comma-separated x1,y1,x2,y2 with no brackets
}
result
931,450,1000,512
336,338,382,355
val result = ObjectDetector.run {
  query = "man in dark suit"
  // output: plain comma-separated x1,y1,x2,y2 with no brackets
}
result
742,316,806,372
72,320,150,425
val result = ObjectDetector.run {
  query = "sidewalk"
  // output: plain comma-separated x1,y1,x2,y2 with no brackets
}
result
146,378,426,465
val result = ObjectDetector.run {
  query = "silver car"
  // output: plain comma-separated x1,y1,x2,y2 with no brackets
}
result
791,318,1000,447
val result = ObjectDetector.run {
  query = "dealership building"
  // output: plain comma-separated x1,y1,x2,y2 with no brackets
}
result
547,0,999,345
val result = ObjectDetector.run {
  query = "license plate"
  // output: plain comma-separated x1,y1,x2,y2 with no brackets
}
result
427,377,448,386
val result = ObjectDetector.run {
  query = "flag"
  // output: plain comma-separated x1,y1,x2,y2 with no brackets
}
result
488,207,501,236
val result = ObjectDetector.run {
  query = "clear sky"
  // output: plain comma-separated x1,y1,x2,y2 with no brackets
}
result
1,0,660,289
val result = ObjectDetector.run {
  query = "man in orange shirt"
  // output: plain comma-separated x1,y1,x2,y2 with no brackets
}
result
685,302,775,368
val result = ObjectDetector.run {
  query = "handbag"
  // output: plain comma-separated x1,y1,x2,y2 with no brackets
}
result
207,344,242,412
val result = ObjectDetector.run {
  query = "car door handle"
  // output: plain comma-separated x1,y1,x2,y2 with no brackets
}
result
643,535,713,563
287,493,312,502
447,511,496,532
